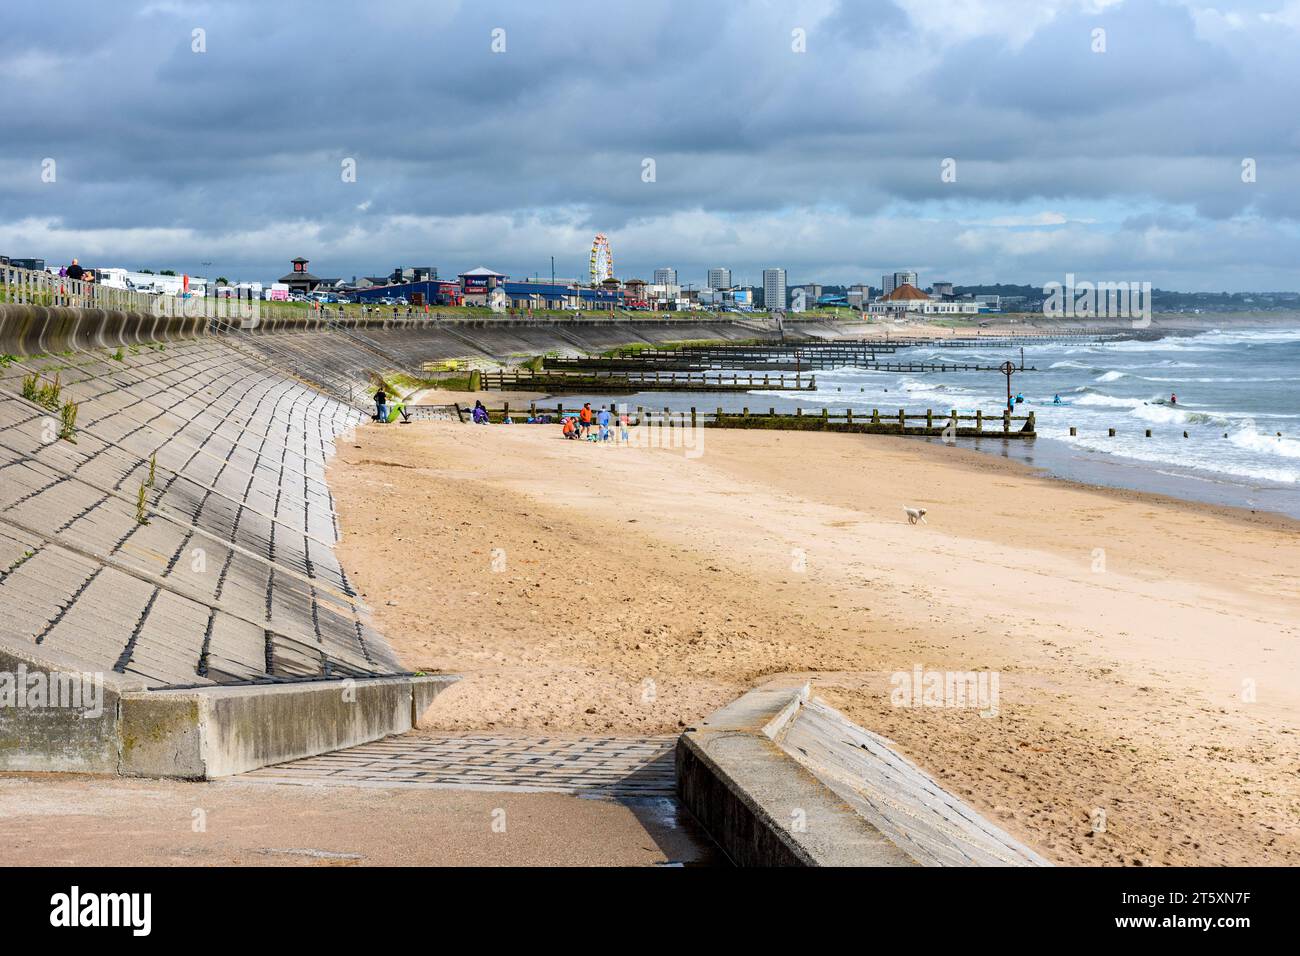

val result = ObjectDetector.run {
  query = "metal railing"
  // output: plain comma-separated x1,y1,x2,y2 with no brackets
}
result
1,262,166,313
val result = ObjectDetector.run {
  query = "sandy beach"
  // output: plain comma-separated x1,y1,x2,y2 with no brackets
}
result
330,421,1299,866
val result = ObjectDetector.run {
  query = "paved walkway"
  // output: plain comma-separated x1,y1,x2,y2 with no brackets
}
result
241,733,677,798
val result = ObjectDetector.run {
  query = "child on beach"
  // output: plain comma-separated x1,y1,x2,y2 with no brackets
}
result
597,407,611,442
619,411,630,444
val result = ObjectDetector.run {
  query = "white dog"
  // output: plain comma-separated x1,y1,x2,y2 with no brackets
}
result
903,507,927,525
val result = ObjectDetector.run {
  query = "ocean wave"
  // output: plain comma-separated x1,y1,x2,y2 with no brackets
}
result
1229,426,1300,460
1073,393,1143,408
1042,429,1300,484
1095,370,1126,382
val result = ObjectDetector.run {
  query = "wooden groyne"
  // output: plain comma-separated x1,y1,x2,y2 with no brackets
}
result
545,354,1031,374
431,402,1036,438
481,369,817,392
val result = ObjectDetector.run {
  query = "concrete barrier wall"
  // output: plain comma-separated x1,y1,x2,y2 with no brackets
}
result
0,304,207,356
678,683,1050,867
118,675,457,779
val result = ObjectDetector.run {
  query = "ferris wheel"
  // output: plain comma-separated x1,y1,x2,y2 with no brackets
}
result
589,233,614,286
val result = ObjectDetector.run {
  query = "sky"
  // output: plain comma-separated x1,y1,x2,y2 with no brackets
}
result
1,0,1298,291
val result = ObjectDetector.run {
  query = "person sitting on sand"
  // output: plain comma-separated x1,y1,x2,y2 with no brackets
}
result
374,386,388,423
597,407,611,442
471,400,489,424
579,403,593,437
562,417,577,440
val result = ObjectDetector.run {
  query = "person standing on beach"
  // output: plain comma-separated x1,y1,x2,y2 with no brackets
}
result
597,407,611,442
579,403,593,438
619,410,630,444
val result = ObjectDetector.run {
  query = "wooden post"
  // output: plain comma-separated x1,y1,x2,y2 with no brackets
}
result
769,407,775,417
1027,412,1035,433
926,409,933,429
796,407,803,417
530,402,537,418
1108,427,1116,437
847,408,853,426
898,408,905,429
1003,409,1010,433
691,406,697,427
556,402,563,419
1069,426,1077,436
976,409,983,432
503,402,509,420
1145,428,1152,437
743,407,749,417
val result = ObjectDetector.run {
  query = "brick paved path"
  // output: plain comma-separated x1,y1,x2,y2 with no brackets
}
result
241,733,678,798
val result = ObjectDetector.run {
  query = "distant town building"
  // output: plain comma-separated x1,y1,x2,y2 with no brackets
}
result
707,267,732,290
278,257,325,294
881,274,895,296
458,266,508,306
653,267,677,286
931,281,954,298
869,283,978,319
391,266,437,284
763,268,787,311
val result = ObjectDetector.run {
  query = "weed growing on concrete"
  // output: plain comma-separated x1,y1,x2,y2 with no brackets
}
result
135,482,150,525
58,400,78,442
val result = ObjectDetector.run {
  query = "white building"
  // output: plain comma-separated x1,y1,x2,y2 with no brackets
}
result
646,283,686,310
707,267,731,290
763,268,787,311
653,267,677,286
868,283,977,319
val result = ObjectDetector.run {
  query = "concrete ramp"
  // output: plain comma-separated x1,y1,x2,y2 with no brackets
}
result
677,683,1049,867
775,696,1047,866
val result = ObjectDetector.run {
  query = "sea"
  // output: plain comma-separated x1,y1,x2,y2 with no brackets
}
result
563,327,1300,519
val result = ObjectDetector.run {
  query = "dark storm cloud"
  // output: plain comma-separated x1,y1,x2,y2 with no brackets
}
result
1,0,1297,289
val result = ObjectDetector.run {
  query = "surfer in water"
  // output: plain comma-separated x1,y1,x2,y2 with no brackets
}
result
1170,393,1178,405
1053,394,1063,405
